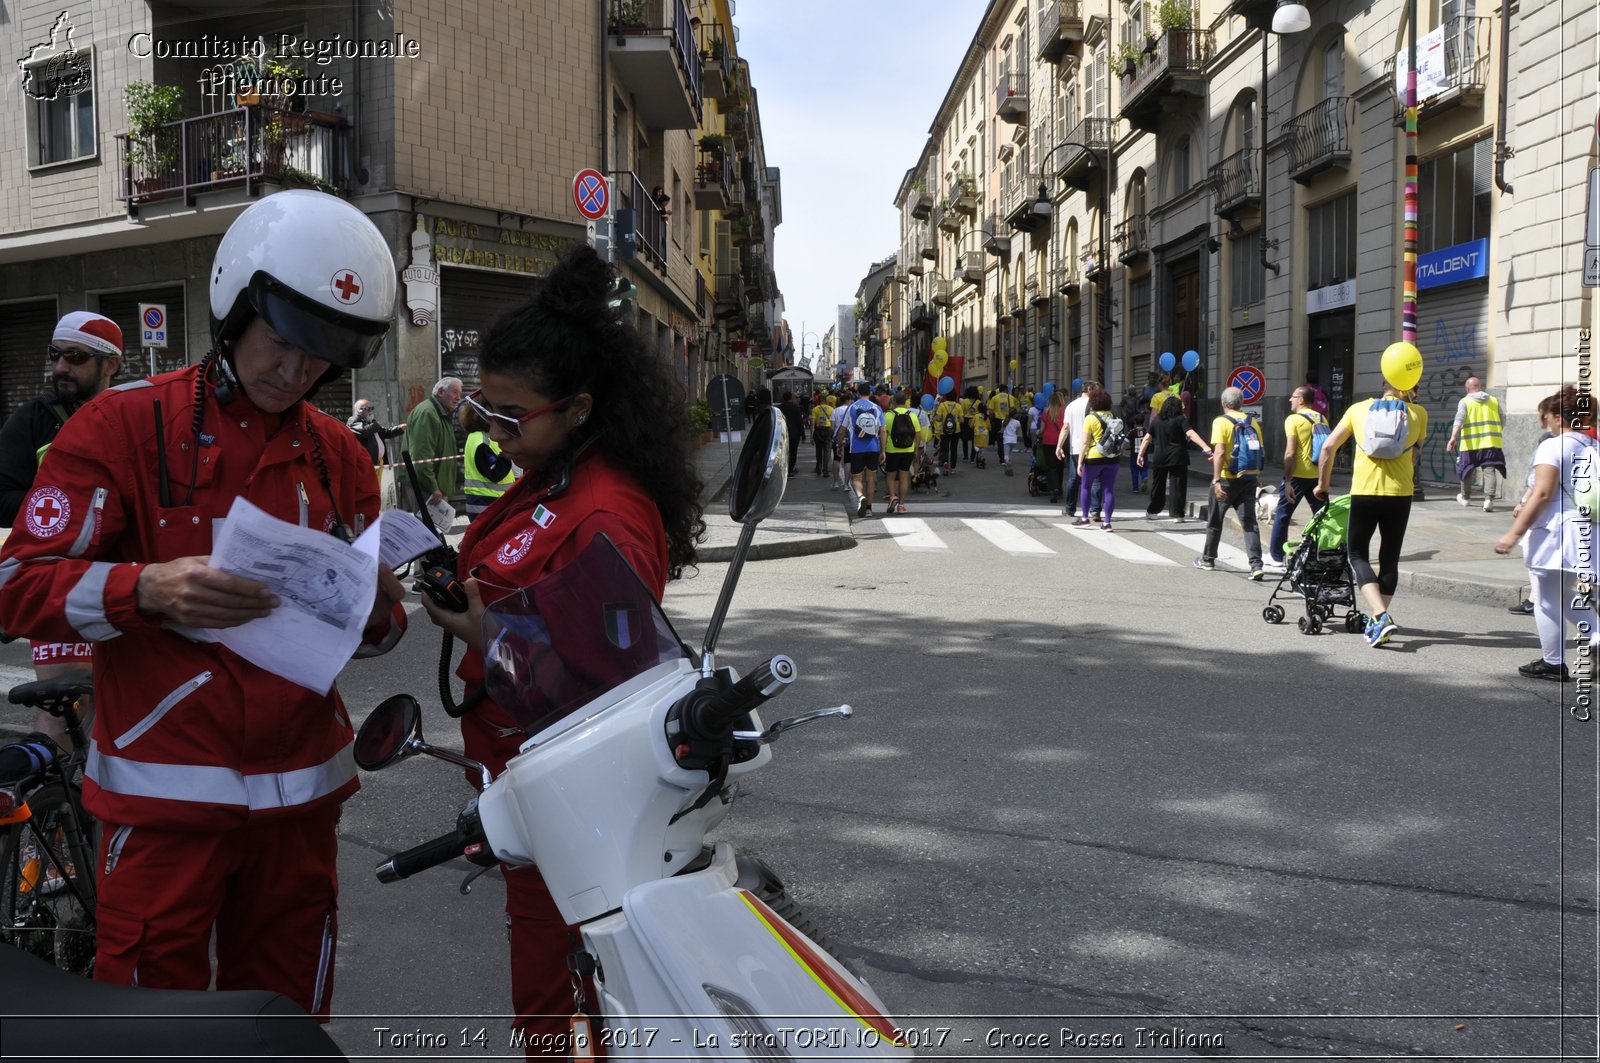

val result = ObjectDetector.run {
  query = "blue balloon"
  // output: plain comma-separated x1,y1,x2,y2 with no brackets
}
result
920,393,936,411
1182,349,1200,372
1034,394,1047,410
1159,352,1176,373
1071,377,1083,393
938,375,955,395
1042,381,1055,396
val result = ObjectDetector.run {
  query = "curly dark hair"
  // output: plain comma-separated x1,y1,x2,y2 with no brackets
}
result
479,246,704,579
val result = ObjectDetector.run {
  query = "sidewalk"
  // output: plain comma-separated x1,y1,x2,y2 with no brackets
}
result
692,434,855,563
691,436,1530,608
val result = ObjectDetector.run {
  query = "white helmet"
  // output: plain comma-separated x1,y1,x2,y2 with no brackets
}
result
209,190,395,370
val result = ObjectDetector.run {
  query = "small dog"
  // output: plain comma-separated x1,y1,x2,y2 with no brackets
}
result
1255,482,1279,526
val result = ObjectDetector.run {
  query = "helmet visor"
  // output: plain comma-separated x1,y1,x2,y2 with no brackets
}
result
249,272,390,370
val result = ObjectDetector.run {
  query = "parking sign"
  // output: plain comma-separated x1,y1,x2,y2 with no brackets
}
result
138,303,168,349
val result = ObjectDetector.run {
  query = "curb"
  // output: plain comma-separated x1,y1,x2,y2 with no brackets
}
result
699,534,857,563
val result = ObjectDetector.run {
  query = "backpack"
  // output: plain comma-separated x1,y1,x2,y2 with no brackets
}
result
1226,414,1264,475
1297,411,1331,465
1092,412,1128,459
852,401,879,441
942,409,959,437
889,408,917,449
1360,398,1411,460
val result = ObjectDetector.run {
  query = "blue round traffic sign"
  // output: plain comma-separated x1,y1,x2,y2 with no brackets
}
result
1227,365,1265,404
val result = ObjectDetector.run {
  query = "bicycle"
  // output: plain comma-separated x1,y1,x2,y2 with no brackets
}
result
0,670,96,974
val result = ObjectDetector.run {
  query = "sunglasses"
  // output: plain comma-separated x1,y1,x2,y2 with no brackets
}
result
463,389,578,438
47,345,105,366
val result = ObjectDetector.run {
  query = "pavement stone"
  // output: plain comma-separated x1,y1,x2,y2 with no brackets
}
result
693,437,1532,608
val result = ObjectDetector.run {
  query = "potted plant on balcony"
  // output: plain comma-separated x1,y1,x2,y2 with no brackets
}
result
1113,42,1144,79
610,0,647,35
123,81,183,191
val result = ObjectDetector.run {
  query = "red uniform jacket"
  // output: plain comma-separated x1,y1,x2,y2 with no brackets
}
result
0,367,404,831
455,450,668,738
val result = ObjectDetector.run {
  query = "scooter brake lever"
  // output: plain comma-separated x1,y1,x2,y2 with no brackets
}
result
734,704,852,744
460,863,495,895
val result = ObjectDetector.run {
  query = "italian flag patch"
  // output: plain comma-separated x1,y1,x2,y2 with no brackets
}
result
531,504,556,529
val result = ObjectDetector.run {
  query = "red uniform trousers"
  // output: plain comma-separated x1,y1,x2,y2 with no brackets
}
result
93,804,341,1019
462,709,602,1059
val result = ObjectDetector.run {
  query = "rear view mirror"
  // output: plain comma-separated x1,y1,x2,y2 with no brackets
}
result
354,694,422,771
728,407,788,525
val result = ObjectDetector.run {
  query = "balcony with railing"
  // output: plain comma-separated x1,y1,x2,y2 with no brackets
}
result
1081,240,1110,281
1382,16,1493,122
1115,214,1150,263
948,173,980,216
607,0,702,129
961,251,986,284
982,214,1012,256
930,275,954,308
1288,97,1356,183
1119,28,1214,132
611,170,668,271
1053,115,1111,190
1037,0,1085,63
1210,147,1260,218
693,145,731,210
995,72,1029,124
936,202,962,234
700,24,733,103
910,180,935,220
116,105,350,210
1001,171,1047,231
915,220,936,261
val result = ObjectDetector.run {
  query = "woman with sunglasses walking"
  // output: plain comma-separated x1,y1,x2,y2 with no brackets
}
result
421,245,704,1054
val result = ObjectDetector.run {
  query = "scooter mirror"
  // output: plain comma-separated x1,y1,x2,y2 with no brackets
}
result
728,407,788,525
354,694,423,771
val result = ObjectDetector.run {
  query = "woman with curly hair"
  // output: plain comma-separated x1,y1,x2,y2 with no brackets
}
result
420,245,703,1051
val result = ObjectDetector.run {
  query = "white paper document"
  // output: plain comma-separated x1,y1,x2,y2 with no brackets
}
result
374,508,445,569
207,498,379,695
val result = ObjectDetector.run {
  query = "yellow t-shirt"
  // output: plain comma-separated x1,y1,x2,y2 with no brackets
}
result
1284,409,1326,479
811,406,832,431
1339,398,1427,497
1149,390,1172,418
1082,411,1119,462
1210,412,1264,481
972,416,990,447
992,393,1013,420
934,399,964,435
883,407,927,453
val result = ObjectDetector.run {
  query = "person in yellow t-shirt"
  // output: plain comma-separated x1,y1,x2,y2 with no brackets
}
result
933,395,964,474
810,399,835,478
1194,387,1265,576
881,396,929,513
1315,385,1427,647
1266,385,1330,565
960,394,977,462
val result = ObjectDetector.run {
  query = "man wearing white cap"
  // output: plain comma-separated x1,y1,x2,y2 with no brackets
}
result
0,311,123,745
0,311,124,526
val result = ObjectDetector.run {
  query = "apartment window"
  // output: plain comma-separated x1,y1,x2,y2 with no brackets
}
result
25,46,95,166
1090,44,1108,119
1235,94,1257,153
1230,230,1265,308
1307,192,1356,288
1130,276,1151,335
1170,135,1192,197
1418,138,1492,252
1322,41,1343,100
1122,0,1146,49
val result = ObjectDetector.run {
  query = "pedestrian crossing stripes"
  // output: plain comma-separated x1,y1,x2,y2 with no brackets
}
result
867,512,1266,575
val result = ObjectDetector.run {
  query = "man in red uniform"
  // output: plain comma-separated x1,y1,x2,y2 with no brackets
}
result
0,190,407,1016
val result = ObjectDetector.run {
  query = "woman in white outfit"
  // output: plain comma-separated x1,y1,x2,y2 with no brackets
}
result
1495,385,1598,682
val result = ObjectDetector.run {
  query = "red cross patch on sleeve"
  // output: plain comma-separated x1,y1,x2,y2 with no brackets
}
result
22,486,71,539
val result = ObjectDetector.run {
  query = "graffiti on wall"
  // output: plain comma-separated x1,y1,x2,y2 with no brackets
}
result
1414,311,1484,483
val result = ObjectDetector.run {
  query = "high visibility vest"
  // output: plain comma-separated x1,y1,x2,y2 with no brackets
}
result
463,430,515,498
1459,395,1503,451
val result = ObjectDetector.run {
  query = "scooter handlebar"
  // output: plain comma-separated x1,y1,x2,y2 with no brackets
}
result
376,831,466,883
693,655,796,734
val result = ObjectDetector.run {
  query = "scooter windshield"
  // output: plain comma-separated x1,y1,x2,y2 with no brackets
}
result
480,533,689,737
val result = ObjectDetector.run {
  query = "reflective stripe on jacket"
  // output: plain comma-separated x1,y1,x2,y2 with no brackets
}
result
463,430,515,498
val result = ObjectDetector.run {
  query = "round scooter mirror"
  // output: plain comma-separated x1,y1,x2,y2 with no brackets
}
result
728,406,788,525
354,694,423,771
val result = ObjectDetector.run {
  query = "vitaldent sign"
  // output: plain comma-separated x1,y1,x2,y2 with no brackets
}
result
1417,238,1490,291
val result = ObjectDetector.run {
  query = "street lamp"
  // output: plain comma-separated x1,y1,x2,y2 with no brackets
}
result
1271,1,1312,33
1255,5,1309,276
1033,135,1112,390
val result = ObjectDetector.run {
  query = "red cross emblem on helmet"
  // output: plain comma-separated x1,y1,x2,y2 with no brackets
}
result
332,270,364,304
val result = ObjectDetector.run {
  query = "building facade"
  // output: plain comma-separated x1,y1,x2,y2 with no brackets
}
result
2,0,783,426
889,0,1597,480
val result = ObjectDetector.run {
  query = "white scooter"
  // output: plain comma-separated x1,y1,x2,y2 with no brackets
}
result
356,410,912,1060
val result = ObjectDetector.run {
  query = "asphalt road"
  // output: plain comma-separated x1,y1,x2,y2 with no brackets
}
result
1,454,1594,1061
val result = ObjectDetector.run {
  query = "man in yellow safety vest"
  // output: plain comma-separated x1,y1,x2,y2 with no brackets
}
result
1445,376,1506,513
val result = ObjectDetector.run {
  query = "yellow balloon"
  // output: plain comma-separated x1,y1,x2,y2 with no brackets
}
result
1381,341,1423,391
932,336,948,350
1008,359,1019,372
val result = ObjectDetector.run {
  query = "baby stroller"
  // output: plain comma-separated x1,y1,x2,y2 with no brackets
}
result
910,441,941,495
1261,495,1366,635
1026,453,1049,497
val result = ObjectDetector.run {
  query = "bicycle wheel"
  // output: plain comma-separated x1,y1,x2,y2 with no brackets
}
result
0,782,97,974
